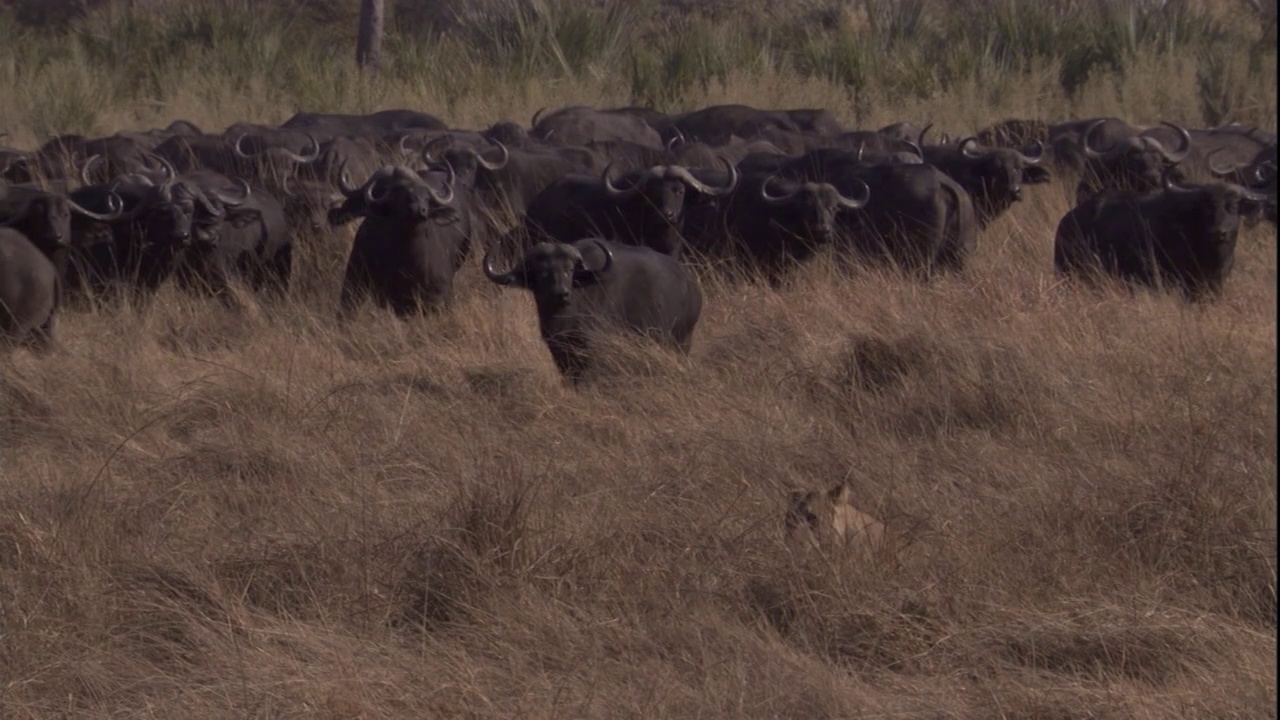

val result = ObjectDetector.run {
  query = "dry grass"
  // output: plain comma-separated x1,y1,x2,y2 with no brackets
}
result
1,3,1277,718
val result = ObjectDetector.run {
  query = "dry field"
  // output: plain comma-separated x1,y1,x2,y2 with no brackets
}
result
1,1,1277,718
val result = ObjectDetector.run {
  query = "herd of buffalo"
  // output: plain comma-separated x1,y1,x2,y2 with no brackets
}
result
0,104,1275,379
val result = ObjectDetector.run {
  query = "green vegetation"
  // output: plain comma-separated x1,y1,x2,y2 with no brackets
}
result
0,0,1273,139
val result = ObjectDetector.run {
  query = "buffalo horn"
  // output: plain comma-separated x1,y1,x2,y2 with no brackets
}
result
760,175,799,205
835,178,871,210
1018,139,1045,164
482,246,522,286
959,136,985,158
602,162,645,199
208,178,252,206
1205,148,1240,178
670,157,738,196
69,191,126,221
477,140,509,171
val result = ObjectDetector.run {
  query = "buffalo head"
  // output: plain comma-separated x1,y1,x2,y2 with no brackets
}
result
483,238,613,307
602,158,739,224
760,175,871,243
335,163,458,226
1083,119,1192,191
1162,169,1271,244
0,186,125,253
112,169,251,249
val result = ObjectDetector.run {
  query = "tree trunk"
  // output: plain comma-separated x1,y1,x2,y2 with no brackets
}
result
356,0,385,72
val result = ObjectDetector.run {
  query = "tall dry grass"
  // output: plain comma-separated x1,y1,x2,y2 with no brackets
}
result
1,1,1277,718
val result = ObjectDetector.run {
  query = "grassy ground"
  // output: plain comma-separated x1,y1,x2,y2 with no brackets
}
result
1,1,1276,718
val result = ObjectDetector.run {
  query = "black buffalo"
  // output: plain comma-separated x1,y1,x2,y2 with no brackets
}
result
483,238,703,382
684,171,871,279
512,160,738,256
530,106,665,149
921,133,1051,228
63,169,255,299
337,164,472,317
1053,172,1269,301
0,185,125,264
741,148,976,273
280,109,448,141
1075,120,1193,202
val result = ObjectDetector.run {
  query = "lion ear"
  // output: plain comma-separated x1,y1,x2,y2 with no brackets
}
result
828,483,853,506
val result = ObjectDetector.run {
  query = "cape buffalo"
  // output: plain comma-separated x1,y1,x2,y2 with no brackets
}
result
337,164,472,317
921,132,1051,228
513,160,739,256
659,104,837,145
530,106,664,149
0,185,125,279
739,148,976,273
1053,171,1269,301
1076,120,1192,203
280,110,448,141
0,228,62,351
483,238,703,382
65,167,254,299
684,172,871,280
169,170,294,297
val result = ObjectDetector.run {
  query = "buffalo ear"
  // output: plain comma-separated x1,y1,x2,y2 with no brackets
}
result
571,266,605,288
1239,195,1265,223
1023,165,1052,184
428,206,462,225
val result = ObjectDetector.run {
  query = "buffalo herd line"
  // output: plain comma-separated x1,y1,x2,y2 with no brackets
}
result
0,104,1275,380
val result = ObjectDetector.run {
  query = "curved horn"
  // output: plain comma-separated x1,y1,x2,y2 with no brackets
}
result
579,238,613,275
1231,183,1272,203
233,133,257,159
1253,161,1276,186
423,161,456,206
1082,118,1124,160
1142,121,1191,164
834,178,871,210
1161,167,1196,193
208,177,252,207
482,246,522,286
856,142,864,164
1018,139,1045,164
670,157,738,197
760,175,799,205
1206,148,1240,178
79,153,104,185
192,185,226,219
602,162,645,199
367,176,391,204
902,139,924,159
419,135,454,166
917,122,933,148
958,136,984,158
476,140,509,171
337,161,364,198
69,190,125,221
279,133,322,164
531,107,547,128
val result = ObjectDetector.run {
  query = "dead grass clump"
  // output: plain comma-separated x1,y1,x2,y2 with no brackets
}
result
101,559,241,669
973,606,1230,686
818,329,1040,440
